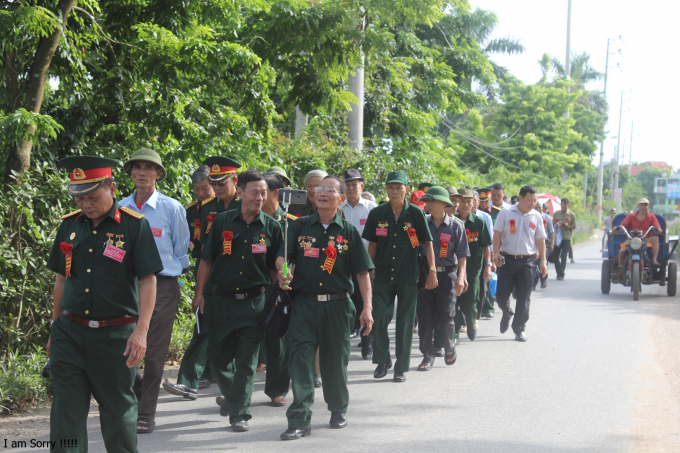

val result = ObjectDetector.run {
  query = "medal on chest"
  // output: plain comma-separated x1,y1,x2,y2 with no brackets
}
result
115,235,125,248
206,213,216,234
510,219,517,235
404,223,419,248
440,240,449,258
60,242,73,278
193,220,201,240
222,230,234,255
322,237,338,274
106,233,114,246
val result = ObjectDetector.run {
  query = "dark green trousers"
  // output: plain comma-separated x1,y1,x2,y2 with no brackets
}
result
176,297,213,389
50,315,138,453
257,340,267,365
372,281,419,373
455,274,480,337
554,239,571,278
264,334,290,398
287,296,355,429
208,291,264,423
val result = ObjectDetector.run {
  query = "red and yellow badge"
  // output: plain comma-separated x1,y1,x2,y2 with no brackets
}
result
322,239,338,274
206,214,216,233
440,240,449,258
72,168,86,180
60,242,73,278
510,219,517,234
193,220,201,240
407,227,419,248
222,230,234,255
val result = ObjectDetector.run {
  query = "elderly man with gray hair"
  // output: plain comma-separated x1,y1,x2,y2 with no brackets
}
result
288,169,345,220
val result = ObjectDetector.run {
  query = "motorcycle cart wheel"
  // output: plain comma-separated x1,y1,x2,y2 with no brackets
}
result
632,261,640,301
668,262,677,297
601,260,611,294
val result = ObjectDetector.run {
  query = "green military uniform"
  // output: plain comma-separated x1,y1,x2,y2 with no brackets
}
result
279,212,373,429
201,208,283,423
362,192,433,374
47,156,163,453
454,211,491,339
175,198,213,390
490,205,502,223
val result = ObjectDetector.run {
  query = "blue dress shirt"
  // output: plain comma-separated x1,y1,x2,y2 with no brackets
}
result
119,189,190,277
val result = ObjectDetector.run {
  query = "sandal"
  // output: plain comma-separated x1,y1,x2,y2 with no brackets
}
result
445,350,457,366
417,358,433,371
256,363,266,372
137,417,155,434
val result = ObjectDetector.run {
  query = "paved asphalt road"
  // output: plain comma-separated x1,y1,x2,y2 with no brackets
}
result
10,240,680,452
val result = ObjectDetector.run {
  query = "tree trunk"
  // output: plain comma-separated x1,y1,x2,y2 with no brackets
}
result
5,0,77,181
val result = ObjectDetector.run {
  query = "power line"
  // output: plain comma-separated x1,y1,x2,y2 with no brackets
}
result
440,121,522,169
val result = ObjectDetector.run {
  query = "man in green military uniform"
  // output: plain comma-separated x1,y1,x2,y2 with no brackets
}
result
163,165,216,400
277,176,374,440
47,156,163,452
193,169,285,432
363,171,436,382
454,189,492,342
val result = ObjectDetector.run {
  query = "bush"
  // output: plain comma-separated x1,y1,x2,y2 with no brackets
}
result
0,346,52,413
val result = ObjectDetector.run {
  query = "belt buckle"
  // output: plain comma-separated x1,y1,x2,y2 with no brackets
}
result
88,320,100,328
235,294,246,300
318,294,329,302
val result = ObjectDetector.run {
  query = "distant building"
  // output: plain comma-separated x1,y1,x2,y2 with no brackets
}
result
630,161,674,177
653,176,680,221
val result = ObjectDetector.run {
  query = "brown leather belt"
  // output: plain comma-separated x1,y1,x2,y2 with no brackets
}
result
300,292,350,302
63,311,135,329
501,252,531,260
215,286,266,300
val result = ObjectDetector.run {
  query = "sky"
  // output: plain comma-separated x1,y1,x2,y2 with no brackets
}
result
470,0,680,173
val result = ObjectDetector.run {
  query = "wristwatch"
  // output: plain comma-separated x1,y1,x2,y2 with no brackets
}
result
429,266,436,272
539,259,547,264
485,262,493,267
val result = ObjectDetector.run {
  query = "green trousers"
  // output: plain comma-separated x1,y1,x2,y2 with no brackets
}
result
455,273,480,337
257,340,267,365
372,282,419,373
50,315,138,453
263,334,290,398
176,297,213,389
208,291,264,423
287,296,355,429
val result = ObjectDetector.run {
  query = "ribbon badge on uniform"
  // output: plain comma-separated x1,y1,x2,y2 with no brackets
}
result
404,223,419,248
440,240,449,258
322,238,338,274
193,220,201,240
60,242,73,278
222,230,234,255
510,219,517,235
206,214,216,234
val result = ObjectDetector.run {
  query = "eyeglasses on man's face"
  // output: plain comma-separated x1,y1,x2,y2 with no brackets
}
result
314,185,339,194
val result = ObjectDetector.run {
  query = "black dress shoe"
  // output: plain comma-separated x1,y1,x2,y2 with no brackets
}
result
198,378,212,389
219,396,230,417
280,426,311,440
417,358,434,371
515,331,527,342
393,371,406,383
483,312,494,319
374,360,392,379
361,348,372,360
350,328,360,339
361,336,372,360
231,421,250,432
434,348,444,357
500,315,511,334
330,411,347,429
314,375,322,388
162,381,198,400
467,327,477,341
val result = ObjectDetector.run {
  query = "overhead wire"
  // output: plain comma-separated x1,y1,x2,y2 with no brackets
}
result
440,120,522,170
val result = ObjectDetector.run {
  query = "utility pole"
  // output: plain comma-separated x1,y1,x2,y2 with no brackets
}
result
628,120,634,176
347,14,366,151
614,90,625,209
597,37,622,222
294,106,308,138
564,0,572,122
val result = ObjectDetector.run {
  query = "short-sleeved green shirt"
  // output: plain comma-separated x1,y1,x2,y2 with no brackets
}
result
46,201,163,318
201,208,283,292
456,212,491,276
185,199,203,259
362,201,433,285
553,209,576,241
197,195,242,247
279,212,374,294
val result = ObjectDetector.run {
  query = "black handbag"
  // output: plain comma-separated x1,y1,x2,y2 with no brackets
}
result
417,252,429,291
258,285,295,339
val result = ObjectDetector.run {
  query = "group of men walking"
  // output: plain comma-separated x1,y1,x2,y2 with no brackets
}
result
45,150,569,452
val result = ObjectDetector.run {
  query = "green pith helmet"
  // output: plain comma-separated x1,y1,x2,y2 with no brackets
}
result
124,148,167,182
421,185,453,207
266,166,291,186
59,156,119,196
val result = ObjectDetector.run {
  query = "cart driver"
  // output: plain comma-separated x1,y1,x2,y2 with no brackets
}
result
613,198,663,274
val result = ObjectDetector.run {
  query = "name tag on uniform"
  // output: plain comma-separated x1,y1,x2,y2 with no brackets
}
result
376,228,388,236
528,222,536,231
440,233,451,242
360,218,367,226
252,244,267,254
103,244,126,262
304,247,320,258
150,227,163,237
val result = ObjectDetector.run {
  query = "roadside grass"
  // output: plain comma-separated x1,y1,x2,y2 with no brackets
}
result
1,346,52,414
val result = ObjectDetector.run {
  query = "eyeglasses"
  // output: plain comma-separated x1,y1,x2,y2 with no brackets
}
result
210,181,228,187
314,186,339,194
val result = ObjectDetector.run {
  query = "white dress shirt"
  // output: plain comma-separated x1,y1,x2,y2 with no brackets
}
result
494,205,547,256
340,196,377,249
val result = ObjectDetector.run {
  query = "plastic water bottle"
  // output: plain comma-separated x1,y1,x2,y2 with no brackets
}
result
489,272,498,298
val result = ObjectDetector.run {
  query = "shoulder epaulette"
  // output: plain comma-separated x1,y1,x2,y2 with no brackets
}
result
203,196,215,204
185,200,198,210
492,206,502,211
61,209,82,220
120,206,146,219
452,216,465,225
286,213,298,220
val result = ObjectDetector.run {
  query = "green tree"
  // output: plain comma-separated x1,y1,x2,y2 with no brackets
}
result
636,166,663,201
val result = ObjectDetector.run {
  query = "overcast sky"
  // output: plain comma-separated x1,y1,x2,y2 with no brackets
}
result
470,0,680,173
